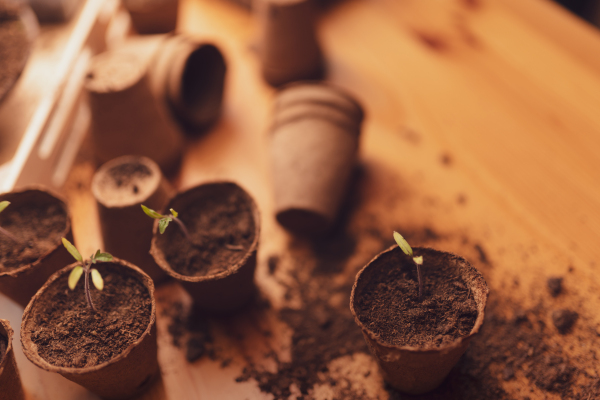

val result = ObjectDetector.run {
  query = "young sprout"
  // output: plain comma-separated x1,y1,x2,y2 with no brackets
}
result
62,238,112,313
0,201,21,244
393,231,424,301
141,205,191,241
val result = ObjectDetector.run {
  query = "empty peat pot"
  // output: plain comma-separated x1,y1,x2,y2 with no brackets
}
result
0,319,25,400
350,246,489,394
0,187,73,307
257,0,324,86
150,182,260,314
21,258,158,400
123,0,179,34
92,155,173,284
85,46,184,174
270,82,364,235
149,34,227,132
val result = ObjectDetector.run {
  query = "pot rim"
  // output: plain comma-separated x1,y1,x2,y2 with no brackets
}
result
20,257,156,375
0,319,15,375
150,181,261,283
0,186,72,278
350,245,489,354
91,155,163,209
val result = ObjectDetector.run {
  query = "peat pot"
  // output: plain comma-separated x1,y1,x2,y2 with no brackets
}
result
123,0,179,34
0,319,25,400
350,246,489,394
0,187,73,307
92,155,173,284
271,82,364,235
21,259,158,399
150,182,260,314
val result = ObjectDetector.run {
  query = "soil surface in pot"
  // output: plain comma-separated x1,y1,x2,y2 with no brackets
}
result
159,188,255,277
0,200,67,272
95,161,154,203
353,249,478,347
29,263,151,368
0,333,6,364
0,4,30,102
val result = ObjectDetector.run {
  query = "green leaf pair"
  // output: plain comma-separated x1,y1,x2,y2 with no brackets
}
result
0,201,9,213
62,238,110,292
393,231,423,265
141,205,178,234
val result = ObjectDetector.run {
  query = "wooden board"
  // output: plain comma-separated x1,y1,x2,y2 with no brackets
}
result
2,0,600,398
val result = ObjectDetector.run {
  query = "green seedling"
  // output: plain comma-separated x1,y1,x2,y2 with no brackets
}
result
0,201,21,244
141,205,191,241
393,231,424,300
62,238,112,313
141,205,243,251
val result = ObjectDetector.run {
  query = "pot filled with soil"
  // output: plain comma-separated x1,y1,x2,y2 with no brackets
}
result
0,187,73,307
256,0,324,86
350,242,489,394
123,0,179,34
92,155,173,284
21,258,158,399
0,319,25,400
150,182,260,314
270,82,364,236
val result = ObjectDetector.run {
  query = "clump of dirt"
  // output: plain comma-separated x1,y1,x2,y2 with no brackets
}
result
0,199,67,272
547,276,563,297
29,263,152,368
552,309,579,334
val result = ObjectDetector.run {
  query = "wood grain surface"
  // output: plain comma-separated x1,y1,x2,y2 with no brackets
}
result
2,0,600,398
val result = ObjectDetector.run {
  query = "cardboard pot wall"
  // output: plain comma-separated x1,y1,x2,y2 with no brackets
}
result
85,48,184,175
92,155,174,284
0,320,25,400
350,247,489,394
20,259,159,400
123,0,179,34
150,182,260,314
271,82,364,235
0,187,73,307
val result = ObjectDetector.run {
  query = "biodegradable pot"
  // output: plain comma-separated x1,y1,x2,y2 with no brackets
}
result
150,182,260,314
148,35,227,132
0,319,25,400
0,187,73,307
270,82,364,235
257,0,324,86
92,155,174,284
123,0,179,34
350,246,489,394
21,258,158,400
85,47,184,174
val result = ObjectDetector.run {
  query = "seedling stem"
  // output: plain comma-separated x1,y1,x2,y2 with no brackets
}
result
393,231,424,300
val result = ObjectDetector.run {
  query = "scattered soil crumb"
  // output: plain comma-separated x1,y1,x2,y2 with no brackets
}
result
552,309,578,334
547,276,563,297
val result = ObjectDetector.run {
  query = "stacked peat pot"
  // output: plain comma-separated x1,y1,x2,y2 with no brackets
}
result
150,182,260,314
257,0,324,86
92,155,174,284
0,319,25,400
271,82,364,235
21,257,159,399
123,0,179,34
350,245,489,394
85,34,226,174
0,187,73,307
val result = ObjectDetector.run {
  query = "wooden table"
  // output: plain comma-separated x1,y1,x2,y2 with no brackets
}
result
2,0,600,398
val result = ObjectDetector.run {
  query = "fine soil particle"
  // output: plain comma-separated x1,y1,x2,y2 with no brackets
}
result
552,309,578,334
29,263,151,368
158,186,256,277
353,249,478,347
0,2,30,102
0,333,6,364
0,199,67,272
547,276,563,297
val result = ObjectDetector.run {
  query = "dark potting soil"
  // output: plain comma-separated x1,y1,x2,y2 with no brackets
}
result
29,263,152,368
95,161,154,202
0,333,6,364
0,199,67,272
353,249,478,347
0,3,29,102
159,188,256,277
